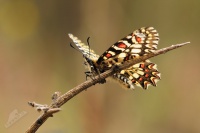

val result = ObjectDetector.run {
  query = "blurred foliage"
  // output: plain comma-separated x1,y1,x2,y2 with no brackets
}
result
0,0,200,133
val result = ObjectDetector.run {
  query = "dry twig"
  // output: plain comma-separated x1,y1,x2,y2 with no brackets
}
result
26,42,190,133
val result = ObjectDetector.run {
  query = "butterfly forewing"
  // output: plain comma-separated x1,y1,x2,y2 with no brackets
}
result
68,33,99,60
96,27,159,72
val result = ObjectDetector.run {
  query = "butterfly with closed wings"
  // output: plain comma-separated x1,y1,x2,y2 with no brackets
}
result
68,27,161,89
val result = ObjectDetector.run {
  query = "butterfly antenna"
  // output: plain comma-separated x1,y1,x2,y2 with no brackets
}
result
69,42,82,54
87,36,91,57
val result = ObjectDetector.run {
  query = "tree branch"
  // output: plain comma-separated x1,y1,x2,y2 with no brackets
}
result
25,41,190,133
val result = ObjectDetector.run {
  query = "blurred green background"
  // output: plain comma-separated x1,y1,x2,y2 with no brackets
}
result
0,0,199,133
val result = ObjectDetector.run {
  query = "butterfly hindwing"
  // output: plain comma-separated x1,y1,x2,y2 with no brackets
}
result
112,60,160,89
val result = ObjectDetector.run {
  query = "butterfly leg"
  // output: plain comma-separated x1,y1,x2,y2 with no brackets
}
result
84,71,94,80
84,71,106,84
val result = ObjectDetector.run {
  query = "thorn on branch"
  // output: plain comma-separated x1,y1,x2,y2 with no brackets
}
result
52,92,62,102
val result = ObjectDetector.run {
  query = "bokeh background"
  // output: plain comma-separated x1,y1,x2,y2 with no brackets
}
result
0,0,199,133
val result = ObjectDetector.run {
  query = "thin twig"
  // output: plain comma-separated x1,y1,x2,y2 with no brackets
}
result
25,42,190,133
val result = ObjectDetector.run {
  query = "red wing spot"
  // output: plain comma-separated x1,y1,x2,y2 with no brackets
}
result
117,43,127,48
135,36,142,43
145,69,149,72
105,53,112,58
139,77,143,81
124,55,130,61
132,79,136,83
140,64,145,68
145,74,149,78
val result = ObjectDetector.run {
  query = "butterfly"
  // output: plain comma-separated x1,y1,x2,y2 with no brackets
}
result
68,27,161,89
